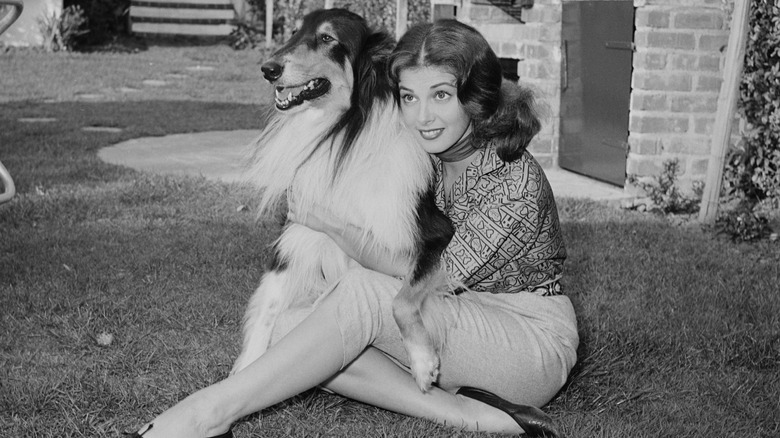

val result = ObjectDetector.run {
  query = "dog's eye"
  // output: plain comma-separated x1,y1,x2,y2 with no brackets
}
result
320,34,335,43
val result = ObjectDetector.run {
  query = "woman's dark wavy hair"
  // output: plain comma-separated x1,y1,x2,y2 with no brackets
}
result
388,20,541,162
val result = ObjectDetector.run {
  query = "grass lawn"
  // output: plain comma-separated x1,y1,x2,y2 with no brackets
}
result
1,45,779,438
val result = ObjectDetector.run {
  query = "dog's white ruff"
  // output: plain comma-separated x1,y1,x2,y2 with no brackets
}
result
232,100,433,374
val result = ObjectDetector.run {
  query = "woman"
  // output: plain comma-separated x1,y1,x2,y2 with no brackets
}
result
130,20,578,438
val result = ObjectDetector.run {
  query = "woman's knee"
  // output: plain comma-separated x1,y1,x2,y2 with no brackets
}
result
269,268,398,343
325,268,400,310
328,268,406,357
269,305,312,347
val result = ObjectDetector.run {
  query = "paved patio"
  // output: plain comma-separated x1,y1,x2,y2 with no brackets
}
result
98,130,632,202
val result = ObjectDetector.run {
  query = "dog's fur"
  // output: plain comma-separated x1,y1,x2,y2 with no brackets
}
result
231,9,454,391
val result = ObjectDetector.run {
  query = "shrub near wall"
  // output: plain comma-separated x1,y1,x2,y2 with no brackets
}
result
64,0,130,47
727,0,780,202
239,0,429,46
332,0,430,31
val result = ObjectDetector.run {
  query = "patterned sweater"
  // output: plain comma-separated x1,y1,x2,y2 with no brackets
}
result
434,147,566,294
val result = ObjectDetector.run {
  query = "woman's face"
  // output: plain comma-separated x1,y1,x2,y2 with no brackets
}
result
398,67,472,155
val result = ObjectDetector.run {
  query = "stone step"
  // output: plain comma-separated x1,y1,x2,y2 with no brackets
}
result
130,0,236,37
132,0,233,6
131,6,234,20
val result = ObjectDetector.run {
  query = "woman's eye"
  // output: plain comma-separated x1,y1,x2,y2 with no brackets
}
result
434,90,450,100
401,94,416,103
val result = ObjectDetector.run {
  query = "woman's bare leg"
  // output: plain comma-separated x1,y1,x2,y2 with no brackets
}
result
324,346,522,433
139,328,518,438
137,288,349,438
135,277,521,437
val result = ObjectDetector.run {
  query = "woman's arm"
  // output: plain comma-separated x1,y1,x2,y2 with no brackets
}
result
442,158,564,292
287,198,412,277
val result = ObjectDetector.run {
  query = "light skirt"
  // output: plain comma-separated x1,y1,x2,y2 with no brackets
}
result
271,266,579,407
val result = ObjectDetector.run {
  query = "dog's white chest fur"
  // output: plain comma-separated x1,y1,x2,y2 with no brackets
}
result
232,100,434,375
246,100,432,255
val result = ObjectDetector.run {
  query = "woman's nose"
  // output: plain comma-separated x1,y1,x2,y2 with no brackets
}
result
417,102,434,125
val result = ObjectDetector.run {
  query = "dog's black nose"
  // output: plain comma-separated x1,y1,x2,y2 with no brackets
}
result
261,61,283,82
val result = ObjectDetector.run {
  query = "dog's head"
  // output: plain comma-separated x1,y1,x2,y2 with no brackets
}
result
261,9,393,114
260,9,396,172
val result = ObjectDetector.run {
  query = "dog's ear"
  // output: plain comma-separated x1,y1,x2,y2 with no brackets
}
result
324,27,394,173
354,31,395,109
326,30,395,174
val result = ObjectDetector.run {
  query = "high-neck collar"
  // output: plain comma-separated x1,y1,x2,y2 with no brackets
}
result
435,132,477,163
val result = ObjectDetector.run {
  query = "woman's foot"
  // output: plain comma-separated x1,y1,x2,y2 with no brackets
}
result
126,423,233,438
456,387,558,437
127,390,233,438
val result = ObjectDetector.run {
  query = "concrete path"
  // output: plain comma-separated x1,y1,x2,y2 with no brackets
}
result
99,130,631,202
99,130,259,184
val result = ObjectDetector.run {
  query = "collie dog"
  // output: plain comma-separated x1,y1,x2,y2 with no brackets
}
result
231,9,454,391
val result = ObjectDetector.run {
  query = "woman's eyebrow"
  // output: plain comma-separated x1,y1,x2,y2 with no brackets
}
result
398,82,456,92
430,82,456,89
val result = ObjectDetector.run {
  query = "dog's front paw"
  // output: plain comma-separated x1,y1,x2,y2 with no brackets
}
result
407,342,440,392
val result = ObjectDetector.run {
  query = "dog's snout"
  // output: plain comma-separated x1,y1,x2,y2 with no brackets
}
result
261,61,283,82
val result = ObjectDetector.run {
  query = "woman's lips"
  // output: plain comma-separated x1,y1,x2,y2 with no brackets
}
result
419,128,443,140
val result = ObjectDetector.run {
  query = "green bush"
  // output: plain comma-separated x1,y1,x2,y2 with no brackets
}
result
628,159,702,215
333,0,430,31
714,208,773,242
38,5,88,52
727,0,780,202
63,0,130,47
233,0,431,51
243,0,429,36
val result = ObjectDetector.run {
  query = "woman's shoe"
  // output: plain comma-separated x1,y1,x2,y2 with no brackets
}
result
456,386,559,437
124,423,233,438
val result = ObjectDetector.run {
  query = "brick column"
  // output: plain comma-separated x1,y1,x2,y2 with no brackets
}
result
629,0,731,193
461,0,563,168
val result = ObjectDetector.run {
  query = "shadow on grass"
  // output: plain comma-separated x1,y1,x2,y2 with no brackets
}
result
1,101,778,437
551,200,780,437
0,100,266,194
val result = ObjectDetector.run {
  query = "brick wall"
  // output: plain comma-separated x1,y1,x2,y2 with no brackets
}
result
630,0,731,193
454,0,734,193
460,0,563,168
